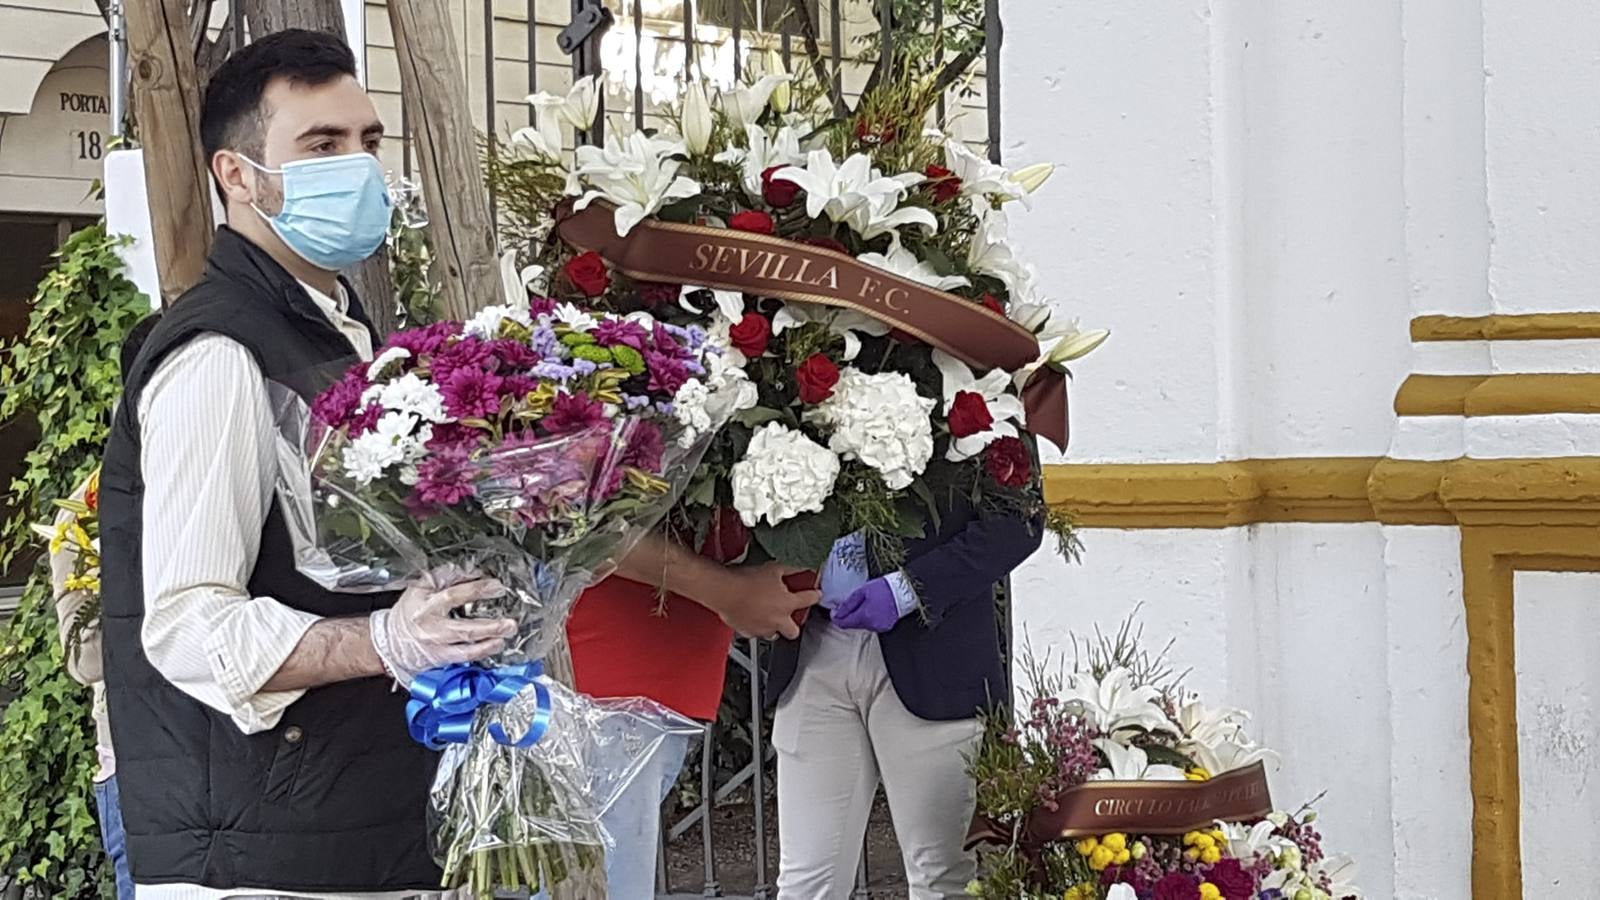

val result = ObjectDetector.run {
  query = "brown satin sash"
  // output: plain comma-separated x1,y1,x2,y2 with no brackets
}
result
966,762,1275,853
553,201,1069,448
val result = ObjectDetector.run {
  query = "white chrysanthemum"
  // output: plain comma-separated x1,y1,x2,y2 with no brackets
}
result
806,369,935,491
376,373,449,424
553,302,598,332
342,412,422,485
366,347,411,382
731,423,840,526
463,304,533,340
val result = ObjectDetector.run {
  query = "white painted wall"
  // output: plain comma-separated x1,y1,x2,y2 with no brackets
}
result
1514,571,1600,899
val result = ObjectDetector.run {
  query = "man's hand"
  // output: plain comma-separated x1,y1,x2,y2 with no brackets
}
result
369,577,517,686
716,563,821,641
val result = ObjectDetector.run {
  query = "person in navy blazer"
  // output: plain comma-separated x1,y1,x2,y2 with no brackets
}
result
765,487,1043,899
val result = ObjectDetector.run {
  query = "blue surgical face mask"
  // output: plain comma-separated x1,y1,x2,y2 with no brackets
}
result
241,152,393,271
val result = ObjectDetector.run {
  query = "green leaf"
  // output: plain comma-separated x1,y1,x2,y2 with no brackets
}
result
731,405,787,428
752,500,843,570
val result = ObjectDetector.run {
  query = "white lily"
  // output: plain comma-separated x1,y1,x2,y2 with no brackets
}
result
931,350,1025,461
943,138,1023,199
721,73,792,129
679,285,746,324
857,243,970,292
1043,317,1111,364
1314,854,1364,899
1008,162,1056,195
1090,738,1188,782
681,79,715,155
1218,819,1293,862
773,151,938,242
526,75,600,134
571,132,702,236
725,124,806,199
771,301,890,361
499,250,546,306
508,125,559,163
765,48,792,113
966,206,1031,294
1061,666,1179,737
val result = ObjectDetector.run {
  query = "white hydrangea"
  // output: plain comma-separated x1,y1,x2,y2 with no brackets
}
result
366,346,412,381
376,373,449,424
704,351,759,417
673,378,713,448
342,412,424,485
731,423,840,527
806,369,934,490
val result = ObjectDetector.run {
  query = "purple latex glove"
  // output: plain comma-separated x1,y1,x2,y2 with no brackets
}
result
830,577,904,632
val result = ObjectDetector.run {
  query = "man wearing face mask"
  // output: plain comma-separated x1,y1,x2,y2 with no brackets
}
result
97,30,512,897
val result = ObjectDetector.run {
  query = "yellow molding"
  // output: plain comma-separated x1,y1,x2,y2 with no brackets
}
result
1046,456,1600,528
1394,375,1485,416
1393,373,1600,417
1412,312,1600,341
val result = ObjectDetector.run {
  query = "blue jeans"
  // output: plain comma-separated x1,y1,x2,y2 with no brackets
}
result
535,730,691,899
93,775,134,900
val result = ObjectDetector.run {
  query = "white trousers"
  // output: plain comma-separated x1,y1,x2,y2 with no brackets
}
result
772,622,982,900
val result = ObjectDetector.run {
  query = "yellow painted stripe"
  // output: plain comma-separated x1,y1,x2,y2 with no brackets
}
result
1412,312,1600,341
1394,375,1485,416
1393,373,1600,416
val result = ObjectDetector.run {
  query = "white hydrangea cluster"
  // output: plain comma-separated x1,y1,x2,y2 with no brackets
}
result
731,423,840,526
672,378,713,448
806,369,935,490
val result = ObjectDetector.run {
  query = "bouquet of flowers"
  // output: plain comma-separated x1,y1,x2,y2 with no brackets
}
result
487,67,1103,578
966,619,1363,900
274,287,738,896
33,466,102,649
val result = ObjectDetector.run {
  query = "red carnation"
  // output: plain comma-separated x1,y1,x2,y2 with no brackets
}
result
795,353,841,404
1153,874,1202,900
798,235,850,255
980,293,1005,314
636,281,681,309
730,210,777,235
762,165,802,207
985,436,1032,488
925,163,963,203
1204,859,1258,900
728,312,772,358
700,506,752,564
564,251,610,297
947,390,994,438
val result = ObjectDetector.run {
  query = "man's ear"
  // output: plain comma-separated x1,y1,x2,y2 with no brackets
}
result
211,150,254,206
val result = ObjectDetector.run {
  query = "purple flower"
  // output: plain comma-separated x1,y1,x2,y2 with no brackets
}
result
488,339,542,370
433,336,494,382
440,367,505,419
622,420,665,473
347,404,383,435
543,392,609,435
528,296,558,317
572,358,600,377
312,370,369,427
652,323,685,357
623,394,652,410
532,360,580,381
593,318,649,351
530,325,562,358
386,320,461,357
645,351,693,394
426,421,482,451
501,374,540,399
414,447,476,507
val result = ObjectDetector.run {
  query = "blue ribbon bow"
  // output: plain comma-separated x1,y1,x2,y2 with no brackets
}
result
405,661,552,750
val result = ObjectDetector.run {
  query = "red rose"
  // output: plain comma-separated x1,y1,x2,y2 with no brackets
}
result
730,210,777,235
1154,874,1203,900
728,312,772,357
700,506,751,564
636,281,681,309
947,390,995,438
798,235,850,255
1204,859,1258,900
564,251,610,297
980,293,1005,314
796,353,841,404
985,436,1032,487
925,163,963,203
762,165,802,207
855,118,898,146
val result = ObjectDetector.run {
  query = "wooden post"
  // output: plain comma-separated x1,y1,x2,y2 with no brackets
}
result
126,0,212,305
386,0,501,322
242,0,401,337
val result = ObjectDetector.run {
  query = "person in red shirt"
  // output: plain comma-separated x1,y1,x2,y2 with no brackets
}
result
567,533,818,898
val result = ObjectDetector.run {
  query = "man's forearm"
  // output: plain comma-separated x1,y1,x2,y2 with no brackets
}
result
614,532,733,615
260,616,386,692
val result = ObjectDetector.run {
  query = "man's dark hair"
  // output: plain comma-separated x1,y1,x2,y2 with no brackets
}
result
120,314,162,378
200,29,357,164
